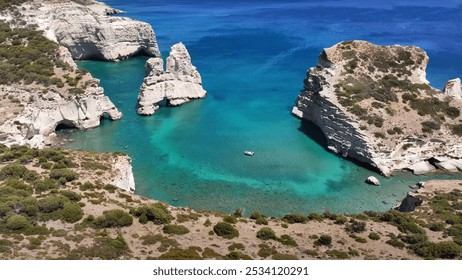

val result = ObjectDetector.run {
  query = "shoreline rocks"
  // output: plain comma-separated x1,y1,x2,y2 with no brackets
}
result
137,42,206,115
292,40,462,176
18,0,160,61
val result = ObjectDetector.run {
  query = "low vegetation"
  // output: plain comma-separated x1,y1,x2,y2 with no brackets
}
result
0,145,461,260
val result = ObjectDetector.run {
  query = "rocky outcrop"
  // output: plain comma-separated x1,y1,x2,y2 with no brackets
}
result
444,78,462,99
137,42,206,115
293,40,462,176
112,155,136,193
18,0,160,61
0,80,122,148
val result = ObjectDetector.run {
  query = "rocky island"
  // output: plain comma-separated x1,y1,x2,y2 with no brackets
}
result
293,40,462,176
137,42,207,115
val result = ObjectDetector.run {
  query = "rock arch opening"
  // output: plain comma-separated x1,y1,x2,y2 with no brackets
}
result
55,120,77,132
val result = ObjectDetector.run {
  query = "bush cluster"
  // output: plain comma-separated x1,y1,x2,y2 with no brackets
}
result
213,222,239,239
93,209,133,228
133,203,172,225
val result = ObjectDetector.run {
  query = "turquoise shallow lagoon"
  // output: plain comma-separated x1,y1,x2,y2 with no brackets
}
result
65,1,462,216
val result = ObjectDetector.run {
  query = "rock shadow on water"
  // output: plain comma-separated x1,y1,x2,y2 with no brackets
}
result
298,119,383,175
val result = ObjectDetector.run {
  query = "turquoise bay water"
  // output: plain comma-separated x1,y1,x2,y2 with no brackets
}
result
66,1,462,216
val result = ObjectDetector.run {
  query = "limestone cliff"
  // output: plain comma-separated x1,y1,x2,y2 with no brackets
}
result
137,42,206,115
18,0,160,61
0,75,122,148
0,40,122,148
293,40,462,176
112,154,136,193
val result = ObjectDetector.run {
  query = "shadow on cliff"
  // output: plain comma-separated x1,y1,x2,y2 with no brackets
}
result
298,120,383,175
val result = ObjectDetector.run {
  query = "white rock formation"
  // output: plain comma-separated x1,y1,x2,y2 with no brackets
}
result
444,78,462,99
293,40,462,176
366,176,380,186
0,81,122,148
137,42,206,115
406,161,436,175
18,0,160,61
112,155,136,193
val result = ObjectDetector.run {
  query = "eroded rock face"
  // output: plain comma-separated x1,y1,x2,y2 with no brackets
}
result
112,155,136,193
0,82,122,148
137,42,206,115
293,40,462,176
19,0,160,61
444,78,462,99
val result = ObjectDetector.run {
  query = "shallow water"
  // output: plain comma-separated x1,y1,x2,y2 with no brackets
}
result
65,0,462,216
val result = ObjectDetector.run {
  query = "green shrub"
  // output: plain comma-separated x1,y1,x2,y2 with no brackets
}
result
272,253,298,260
278,234,298,246
5,215,30,231
368,232,381,240
38,195,68,213
213,222,239,239
256,227,277,240
421,121,440,133
346,220,366,233
416,241,461,259
315,234,332,246
133,203,172,225
162,224,190,235
308,212,324,222
428,223,445,232
60,190,81,202
0,163,38,182
386,238,406,249
93,209,133,228
61,202,84,223
326,250,349,259
451,124,462,136
158,247,203,260
257,243,278,258
282,213,307,224
228,243,245,251
24,226,50,236
15,197,39,217
71,235,129,260
250,211,263,220
444,107,460,119
223,215,237,224
33,179,58,193
335,215,348,224
49,169,78,182
256,216,268,225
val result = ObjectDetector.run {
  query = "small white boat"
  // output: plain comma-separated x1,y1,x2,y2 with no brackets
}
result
244,151,255,156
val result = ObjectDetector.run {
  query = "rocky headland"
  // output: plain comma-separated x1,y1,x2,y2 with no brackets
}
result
12,0,161,61
0,22,122,148
0,0,163,148
137,42,206,115
293,40,462,176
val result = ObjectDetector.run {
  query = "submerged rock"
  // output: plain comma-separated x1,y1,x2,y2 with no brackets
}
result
365,176,380,186
137,42,206,115
18,0,160,61
292,40,462,176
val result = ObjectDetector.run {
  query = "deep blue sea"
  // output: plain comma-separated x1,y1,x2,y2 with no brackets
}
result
66,0,462,216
